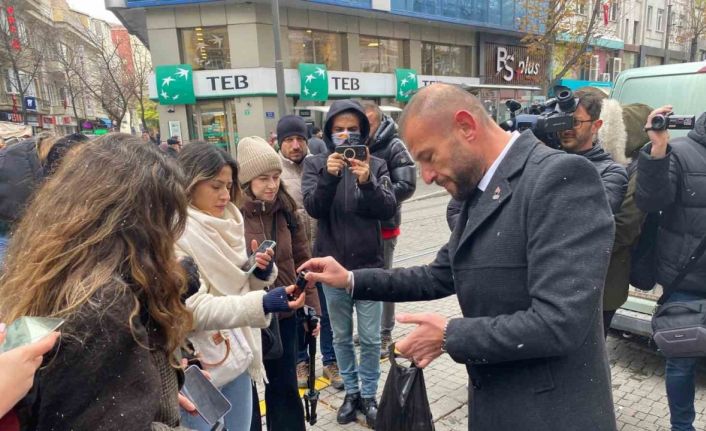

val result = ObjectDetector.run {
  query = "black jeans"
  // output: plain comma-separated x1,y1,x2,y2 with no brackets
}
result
264,315,306,431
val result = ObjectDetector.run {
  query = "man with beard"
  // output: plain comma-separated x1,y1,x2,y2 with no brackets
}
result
559,90,628,214
276,115,343,391
300,84,617,431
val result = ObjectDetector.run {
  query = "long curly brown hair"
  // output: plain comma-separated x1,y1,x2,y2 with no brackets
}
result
0,133,192,362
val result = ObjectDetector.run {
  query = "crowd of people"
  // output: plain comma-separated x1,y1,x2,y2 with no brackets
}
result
0,84,705,431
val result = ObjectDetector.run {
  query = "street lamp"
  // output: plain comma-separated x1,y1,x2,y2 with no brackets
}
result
271,0,287,118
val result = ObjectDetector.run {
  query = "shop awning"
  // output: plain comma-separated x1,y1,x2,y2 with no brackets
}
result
99,118,112,127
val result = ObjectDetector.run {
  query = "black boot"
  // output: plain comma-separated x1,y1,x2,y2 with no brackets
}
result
361,397,378,429
337,392,361,424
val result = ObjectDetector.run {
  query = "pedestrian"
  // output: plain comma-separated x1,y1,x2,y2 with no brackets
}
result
301,99,397,428
307,126,327,155
166,136,182,158
275,115,342,390
0,133,194,429
362,102,417,357
598,101,653,336
176,142,305,431
300,84,617,431
237,136,322,431
42,133,90,178
635,106,706,431
558,90,628,215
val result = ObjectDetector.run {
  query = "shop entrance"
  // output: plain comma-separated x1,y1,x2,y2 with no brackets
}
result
189,100,238,154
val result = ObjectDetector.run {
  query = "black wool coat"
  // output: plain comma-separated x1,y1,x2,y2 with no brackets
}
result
353,131,617,431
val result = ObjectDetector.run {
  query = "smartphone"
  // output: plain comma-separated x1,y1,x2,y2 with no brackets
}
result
181,365,232,426
0,316,64,354
335,145,367,161
241,240,276,274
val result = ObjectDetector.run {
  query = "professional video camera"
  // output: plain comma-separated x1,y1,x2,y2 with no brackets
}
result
499,86,579,148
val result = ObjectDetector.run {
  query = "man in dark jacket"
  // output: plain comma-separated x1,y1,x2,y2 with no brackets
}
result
362,102,417,357
301,99,396,427
636,107,706,431
307,126,327,155
559,90,628,214
301,84,617,431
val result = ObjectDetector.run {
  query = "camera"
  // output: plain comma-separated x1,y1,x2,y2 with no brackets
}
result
335,145,367,161
499,86,579,148
649,113,696,131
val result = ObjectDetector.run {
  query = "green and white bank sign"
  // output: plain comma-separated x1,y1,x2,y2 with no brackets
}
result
156,64,195,105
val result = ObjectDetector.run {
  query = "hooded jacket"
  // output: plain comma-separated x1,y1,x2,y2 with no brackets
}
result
0,138,43,230
636,112,706,298
578,144,628,215
301,100,397,269
368,115,417,229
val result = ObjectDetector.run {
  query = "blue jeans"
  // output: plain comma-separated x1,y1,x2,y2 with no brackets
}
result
323,284,382,398
664,291,703,431
181,371,253,431
297,283,336,365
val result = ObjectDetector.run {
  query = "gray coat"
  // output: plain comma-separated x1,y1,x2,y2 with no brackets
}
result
353,131,617,431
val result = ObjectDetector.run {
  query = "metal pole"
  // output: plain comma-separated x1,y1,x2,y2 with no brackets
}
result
271,0,287,117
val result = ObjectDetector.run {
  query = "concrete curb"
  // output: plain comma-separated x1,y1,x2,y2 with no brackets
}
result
404,189,448,204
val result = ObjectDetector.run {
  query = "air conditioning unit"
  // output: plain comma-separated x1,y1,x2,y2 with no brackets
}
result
602,73,611,82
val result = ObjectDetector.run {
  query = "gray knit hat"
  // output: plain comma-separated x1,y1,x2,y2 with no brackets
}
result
237,136,282,185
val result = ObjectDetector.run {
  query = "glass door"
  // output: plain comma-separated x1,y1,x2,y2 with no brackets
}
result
190,100,237,155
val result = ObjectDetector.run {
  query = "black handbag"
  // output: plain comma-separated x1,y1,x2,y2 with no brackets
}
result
261,215,284,361
652,232,706,358
376,344,435,431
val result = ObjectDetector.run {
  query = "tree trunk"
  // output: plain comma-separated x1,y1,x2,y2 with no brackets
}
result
691,37,699,62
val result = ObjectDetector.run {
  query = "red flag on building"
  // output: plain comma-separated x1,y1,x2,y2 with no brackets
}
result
603,1,610,26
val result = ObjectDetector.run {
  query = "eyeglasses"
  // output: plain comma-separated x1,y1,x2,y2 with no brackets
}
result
573,118,594,129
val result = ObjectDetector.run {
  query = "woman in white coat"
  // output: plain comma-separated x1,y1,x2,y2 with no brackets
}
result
176,142,305,431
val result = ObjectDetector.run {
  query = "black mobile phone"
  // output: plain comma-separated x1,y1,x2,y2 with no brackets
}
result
335,145,367,161
241,240,276,274
288,270,309,301
181,365,232,426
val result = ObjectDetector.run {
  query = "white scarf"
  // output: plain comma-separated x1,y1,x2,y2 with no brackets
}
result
177,202,275,385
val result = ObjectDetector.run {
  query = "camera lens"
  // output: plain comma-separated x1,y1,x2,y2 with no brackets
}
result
343,148,355,159
651,115,666,131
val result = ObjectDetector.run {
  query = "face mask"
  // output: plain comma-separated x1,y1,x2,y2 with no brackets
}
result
332,130,361,146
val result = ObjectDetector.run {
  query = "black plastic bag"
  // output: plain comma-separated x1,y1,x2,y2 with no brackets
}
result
376,344,435,431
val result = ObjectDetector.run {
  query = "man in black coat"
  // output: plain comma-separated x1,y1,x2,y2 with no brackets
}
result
301,99,396,427
301,84,617,431
636,107,706,431
362,102,417,357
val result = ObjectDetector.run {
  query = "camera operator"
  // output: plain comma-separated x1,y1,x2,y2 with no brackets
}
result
301,99,396,428
559,90,628,215
636,106,706,431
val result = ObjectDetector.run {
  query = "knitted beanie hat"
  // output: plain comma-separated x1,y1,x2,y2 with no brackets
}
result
622,103,653,157
277,115,308,146
237,136,282,185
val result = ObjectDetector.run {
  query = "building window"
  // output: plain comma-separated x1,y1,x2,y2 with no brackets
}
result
4,70,36,96
180,27,230,71
656,9,664,31
609,1,619,22
359,36,403,73
288,29,342,70
576,0,587,15
422,43,471,77
646,6,653,30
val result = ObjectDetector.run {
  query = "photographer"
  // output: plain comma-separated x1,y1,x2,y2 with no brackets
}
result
636,106,706,431
301,99,396,428
559,90,628,215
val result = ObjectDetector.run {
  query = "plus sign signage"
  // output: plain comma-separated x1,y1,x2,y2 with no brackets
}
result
485,43,545,85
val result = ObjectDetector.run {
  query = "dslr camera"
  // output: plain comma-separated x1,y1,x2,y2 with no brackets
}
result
648,113,696,131
499,86,579,148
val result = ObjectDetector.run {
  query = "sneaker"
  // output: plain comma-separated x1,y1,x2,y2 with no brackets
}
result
361,397,378,429
323,362,344,390
296,361,309,388
380,332,392,359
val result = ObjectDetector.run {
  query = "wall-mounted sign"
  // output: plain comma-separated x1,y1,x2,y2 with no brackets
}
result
265,111,275,119
156,64,195,105
485,43,546,85
168,120,182,140
299,63,328,101
395,68,418,102
24,96,37,111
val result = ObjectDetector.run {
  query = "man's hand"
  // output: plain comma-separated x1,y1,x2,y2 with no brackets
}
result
349,158,371,184
395,313,447,369
645,105,672,159
327,153,347,177
251,239,274,270
298,257,350,289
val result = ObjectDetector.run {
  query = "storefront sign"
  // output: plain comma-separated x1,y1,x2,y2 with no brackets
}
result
26,115,40,126
168,120,182,140
149,68,485,100
299,63,328,101
485,43,545,86
41,115,55,128
24,96,37,111
1,112,23,123
395,68,418,102
265,112,275,119
156,64,195,105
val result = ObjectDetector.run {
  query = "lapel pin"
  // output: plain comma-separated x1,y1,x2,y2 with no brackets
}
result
492,186,501,200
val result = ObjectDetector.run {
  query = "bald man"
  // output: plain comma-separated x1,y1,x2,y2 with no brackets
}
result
301,84,617,430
